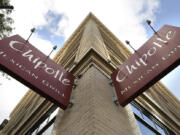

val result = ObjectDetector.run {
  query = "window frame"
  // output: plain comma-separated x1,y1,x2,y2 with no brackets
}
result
135,114,161,135
37,116,56,135
26,104,58,135
131,101,175,135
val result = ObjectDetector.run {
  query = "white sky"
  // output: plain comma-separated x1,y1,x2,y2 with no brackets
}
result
0,0,179,124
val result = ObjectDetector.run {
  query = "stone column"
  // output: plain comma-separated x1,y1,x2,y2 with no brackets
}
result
51,66,141,135
75,20,110,63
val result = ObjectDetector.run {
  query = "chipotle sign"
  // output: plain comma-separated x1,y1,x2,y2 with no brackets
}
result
0,35,74,109
111,25,180,106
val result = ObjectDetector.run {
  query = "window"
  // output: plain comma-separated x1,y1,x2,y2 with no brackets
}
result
136,119,157,135
36,117,56,135
131,101,175,135
26,105,58,135
42,123,54,135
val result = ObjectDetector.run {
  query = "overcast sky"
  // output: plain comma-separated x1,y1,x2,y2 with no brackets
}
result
0,0,180,124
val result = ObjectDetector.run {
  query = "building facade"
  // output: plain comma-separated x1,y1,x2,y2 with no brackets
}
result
0,13,180,135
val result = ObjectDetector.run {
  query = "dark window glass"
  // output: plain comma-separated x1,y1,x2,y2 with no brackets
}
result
49,109,58,121
156,124,166,135
130,104,142,118
142,114,156,129
130,102,175,135
31,129,38,135
42,123,54,135
136,119,157,135
26,105,58,135
130,104,155,129
38,119,49,132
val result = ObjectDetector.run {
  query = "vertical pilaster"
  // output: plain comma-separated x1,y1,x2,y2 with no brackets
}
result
75,20,110,63
52,66,141,135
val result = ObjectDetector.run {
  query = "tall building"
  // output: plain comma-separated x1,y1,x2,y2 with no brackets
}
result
0,13,180,135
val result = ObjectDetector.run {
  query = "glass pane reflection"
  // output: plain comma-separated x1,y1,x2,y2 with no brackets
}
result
136,119,157,135
42,123,54,135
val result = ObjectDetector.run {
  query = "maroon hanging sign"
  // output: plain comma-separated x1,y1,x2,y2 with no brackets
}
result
111,25,180,106
0,35,75,109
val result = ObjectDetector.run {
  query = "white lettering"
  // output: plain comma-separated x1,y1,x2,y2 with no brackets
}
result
148,47,157,56
31,73,38,79
8,40,72,86
139,54,147,66
135,60,141,66
22,50,33,62
9,58,15,64
62,79,70,85
116,68,128,83
156,38,168,44
121,85,131,95
33,57,40,63
54,70,60,79
59,72,70,85
126,65,137,74
45,68,55,75
166,31,176,40
42,80,66,97
153,42,162,48
137,75,144,81
34,61,47,69
9,41,24,52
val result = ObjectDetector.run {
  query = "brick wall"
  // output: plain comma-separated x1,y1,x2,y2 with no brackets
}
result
52,66,141,135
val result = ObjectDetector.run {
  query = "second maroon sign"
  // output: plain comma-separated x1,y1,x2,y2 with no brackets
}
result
111,25,180,106
0,35,75,109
